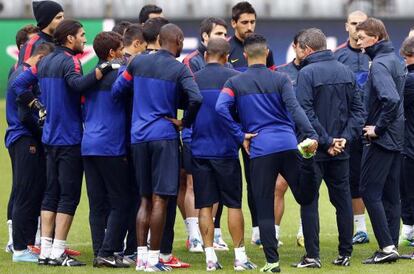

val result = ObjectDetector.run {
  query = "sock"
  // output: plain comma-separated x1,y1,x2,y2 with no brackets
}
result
252,226,260,240
183,219,190,237
383,245,395,253
402,224,414,239
14,249,25,255
50,239,66,259
147,231,151,245
297,219,303,237
205,247,217,263
354,214,367,233
214,227,222,238
147,250,160,266
137,246,148,264
40,237,53,258
234,246,247,263
275,225,280,240
35,217,41,246
187,217,200,240
7,220,13,245
160,253,172,262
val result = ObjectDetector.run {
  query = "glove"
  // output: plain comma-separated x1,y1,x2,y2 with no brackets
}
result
98,60,122,75
31,99,47,126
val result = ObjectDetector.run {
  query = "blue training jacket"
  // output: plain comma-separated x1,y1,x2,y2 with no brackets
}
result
18,31,54,65
296,50,365,161
216,64,318,159
12,46,98,146
82,62,127,156
5,63,39,147
363,40,406,152
334,41,370,89
404,64,414,159
277,59,300,87
192,63,240,159
228,36,276,72
112,49,203,144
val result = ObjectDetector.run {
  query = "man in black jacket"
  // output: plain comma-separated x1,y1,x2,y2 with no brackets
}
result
356,18,406,264
294,28,364,268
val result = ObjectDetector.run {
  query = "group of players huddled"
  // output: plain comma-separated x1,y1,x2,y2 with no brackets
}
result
5,0,414,272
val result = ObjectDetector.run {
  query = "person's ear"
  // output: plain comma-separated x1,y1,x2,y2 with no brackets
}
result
202,32,209,44
67,35,74,44
231,19,237,29
243,52,247,60
224,54,229,63
266,48,269,58
345,22,349,32
108,48,116,60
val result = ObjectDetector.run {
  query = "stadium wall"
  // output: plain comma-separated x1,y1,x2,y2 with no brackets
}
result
0,18,411,97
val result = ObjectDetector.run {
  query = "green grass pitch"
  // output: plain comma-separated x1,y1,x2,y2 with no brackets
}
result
0,99,412,273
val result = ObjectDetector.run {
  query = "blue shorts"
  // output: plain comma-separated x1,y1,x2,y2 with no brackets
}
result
132,139,180,197
192,158,242,209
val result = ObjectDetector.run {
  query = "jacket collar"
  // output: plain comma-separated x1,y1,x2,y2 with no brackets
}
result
364,40,394,60
347,40,363,53
57,46,77,56
407,64,414,73
198,43,207,56
301,50,334,67
38,31,53,43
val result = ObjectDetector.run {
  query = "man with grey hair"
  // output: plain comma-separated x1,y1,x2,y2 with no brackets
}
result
293,28,364,268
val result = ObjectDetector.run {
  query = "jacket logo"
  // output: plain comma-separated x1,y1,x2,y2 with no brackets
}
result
29,145,36,154
230,58,239,63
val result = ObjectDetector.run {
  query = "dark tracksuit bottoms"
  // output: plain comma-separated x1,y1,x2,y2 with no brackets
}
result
301,159,353,258
9,136,46,250
401,155,414,226
84,156,130,257
360,144,401,247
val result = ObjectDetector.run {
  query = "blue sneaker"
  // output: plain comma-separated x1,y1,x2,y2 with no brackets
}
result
12,249,39,263
144,263,172,272
234,260,257,271
352,231,369,244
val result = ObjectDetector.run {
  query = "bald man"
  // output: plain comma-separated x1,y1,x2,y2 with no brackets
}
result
112,23,202,272
334,10,371,245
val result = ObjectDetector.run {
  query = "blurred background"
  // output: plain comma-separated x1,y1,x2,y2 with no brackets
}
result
0,0,412,96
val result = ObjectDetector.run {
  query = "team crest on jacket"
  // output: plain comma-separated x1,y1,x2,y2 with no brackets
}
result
29,145,37,154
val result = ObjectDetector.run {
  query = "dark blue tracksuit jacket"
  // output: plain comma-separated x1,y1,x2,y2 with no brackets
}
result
296,50,365,161
229,36,276,72
216,64,317,159
192,63,240,159
82,62,126,156
5,63,40,148
12,46,98,146
18,31,54,65
334,41,370,88
112,49,203,144
363,40,406,152
404,64,414,159
277,59,300,87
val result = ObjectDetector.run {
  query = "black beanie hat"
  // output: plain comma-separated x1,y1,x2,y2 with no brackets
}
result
32,1,64,30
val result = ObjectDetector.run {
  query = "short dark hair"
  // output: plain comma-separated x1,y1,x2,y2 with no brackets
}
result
93,31,123,60
112,21,132,36
199,17,227,42
139,4,163,24
400,36,414,57
297,28,327,51
356,17,389,41
243,33,267,57
206,38,230,58
143,17,169,43
293,29,306,45
16,24,38,49
123,24,145,47
53,19,83,46
232,1,256,22
32,42,55,56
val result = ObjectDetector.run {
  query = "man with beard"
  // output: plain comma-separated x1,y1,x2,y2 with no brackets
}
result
12,19,116,266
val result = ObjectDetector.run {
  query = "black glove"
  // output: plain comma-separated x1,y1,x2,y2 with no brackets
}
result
31,99,47,126
98,60,122,75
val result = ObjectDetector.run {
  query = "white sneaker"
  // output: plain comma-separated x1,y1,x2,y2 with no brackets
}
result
189,238,203,253
213,235,229,251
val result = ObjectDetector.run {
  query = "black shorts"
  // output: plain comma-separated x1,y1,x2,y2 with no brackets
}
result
192,158,242,209
41,145,83,216
132,139,180,197
182,142,192,174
